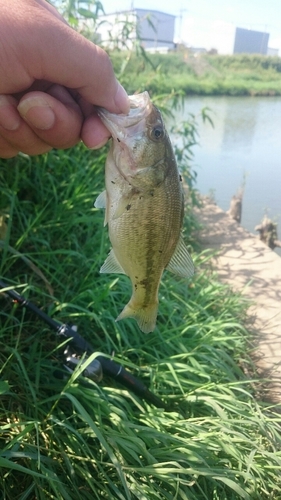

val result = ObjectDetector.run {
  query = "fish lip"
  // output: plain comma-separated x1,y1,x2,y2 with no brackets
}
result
97,91,152,141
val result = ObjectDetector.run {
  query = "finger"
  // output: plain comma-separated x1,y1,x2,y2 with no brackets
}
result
81,113,111,149
0,94,53,156
17,88,83,149
0,95,21,131
0,134,19,159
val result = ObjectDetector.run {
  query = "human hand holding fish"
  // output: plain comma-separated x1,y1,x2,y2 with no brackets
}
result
0,0,129,158
95,92,194,333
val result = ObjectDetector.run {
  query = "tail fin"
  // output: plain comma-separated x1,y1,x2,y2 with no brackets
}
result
116,301,158,333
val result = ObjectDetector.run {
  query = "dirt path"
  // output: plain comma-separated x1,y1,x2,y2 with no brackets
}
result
194,198,281,404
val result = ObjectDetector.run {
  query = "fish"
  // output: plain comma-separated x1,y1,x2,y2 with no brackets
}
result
95,91,194,333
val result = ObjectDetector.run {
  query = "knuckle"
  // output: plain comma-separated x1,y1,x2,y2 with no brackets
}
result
0,137,18,158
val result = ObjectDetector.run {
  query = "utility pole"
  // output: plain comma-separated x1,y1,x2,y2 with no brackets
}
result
178,7,188,43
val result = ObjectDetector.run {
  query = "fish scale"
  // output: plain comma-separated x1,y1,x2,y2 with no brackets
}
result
95,91,194,333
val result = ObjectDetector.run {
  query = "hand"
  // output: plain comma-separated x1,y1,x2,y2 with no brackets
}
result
0,0,129,158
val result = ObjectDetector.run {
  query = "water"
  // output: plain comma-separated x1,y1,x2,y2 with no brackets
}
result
170,96,281,254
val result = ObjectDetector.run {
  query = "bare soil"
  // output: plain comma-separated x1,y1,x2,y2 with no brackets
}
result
194,197,281,405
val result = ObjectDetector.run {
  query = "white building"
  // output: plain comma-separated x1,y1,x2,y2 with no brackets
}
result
97,8,175,52
267,47,279,56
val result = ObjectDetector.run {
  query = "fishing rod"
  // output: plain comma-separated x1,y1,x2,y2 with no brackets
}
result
0,279,168,409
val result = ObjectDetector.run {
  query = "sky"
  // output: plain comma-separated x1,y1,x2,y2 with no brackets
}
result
100,0,281,54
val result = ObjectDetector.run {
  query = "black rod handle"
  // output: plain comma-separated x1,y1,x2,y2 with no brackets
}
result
97,356,168,409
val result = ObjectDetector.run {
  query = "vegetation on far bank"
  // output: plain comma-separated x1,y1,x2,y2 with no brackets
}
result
110,52,281,97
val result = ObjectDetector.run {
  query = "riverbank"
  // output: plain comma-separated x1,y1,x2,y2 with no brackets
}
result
194,197,281,404
113,52,281,96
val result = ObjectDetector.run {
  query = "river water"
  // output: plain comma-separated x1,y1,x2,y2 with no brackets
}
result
170,96,281,254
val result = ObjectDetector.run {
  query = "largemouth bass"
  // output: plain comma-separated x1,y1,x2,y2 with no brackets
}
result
95,91,194,333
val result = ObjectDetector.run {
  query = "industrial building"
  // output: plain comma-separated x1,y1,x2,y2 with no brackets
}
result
97,8,175,52
233,27,269,55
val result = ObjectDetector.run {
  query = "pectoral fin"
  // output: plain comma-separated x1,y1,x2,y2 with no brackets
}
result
94,190,107,209
166,236,194,278
94,190,108,226
100,249,126,275
112,194,134,220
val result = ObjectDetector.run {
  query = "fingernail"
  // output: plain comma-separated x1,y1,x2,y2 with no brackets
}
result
114,82,130,114
0,96,21,130
18,97,55,130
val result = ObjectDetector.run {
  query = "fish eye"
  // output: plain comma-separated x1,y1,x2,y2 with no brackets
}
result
151,126,164,141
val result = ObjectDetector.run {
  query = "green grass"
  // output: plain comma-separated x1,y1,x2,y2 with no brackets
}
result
1,142,281,499
111,52,281,96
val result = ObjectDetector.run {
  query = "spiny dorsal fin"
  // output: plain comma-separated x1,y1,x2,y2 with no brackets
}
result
100,249,126,275
166,236,194,278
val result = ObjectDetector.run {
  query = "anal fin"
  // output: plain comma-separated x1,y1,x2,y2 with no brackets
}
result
166,236,194,278
100,249,126,275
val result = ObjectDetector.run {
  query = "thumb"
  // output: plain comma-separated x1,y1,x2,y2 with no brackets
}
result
32,23,130,114
1,1,129,114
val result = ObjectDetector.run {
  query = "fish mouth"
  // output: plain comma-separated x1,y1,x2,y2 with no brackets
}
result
97,91,152,141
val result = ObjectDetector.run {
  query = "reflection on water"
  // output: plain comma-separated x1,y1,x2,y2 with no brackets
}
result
170,96,281,255
221,99,258,153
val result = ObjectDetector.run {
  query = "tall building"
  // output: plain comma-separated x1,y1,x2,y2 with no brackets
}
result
233,27,269,55
97,8,175,52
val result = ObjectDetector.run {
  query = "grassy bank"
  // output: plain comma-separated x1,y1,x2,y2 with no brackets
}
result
1,139,281,498
111,52,281,96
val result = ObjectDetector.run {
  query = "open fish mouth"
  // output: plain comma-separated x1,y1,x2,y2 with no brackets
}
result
97,91,152,141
